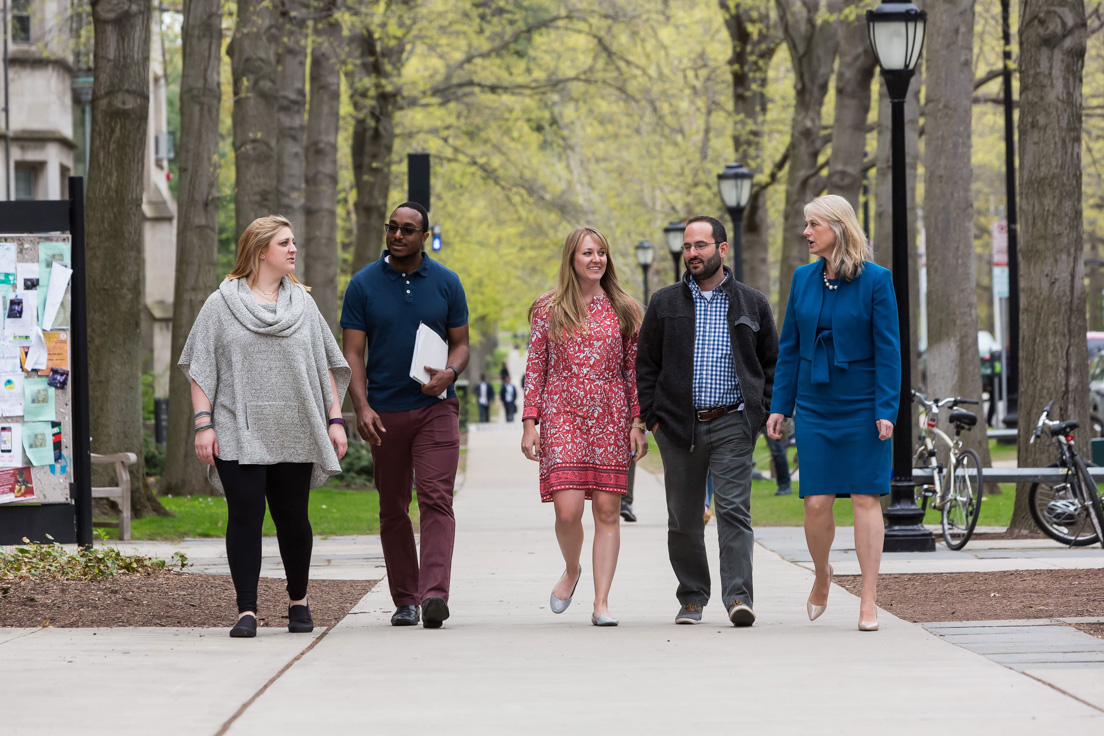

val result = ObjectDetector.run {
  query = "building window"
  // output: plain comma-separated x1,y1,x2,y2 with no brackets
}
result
12,0,31,44
14,165,35,200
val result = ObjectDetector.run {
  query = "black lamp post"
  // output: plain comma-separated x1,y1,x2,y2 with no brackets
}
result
664,220,686,283
867,1,934,553
635,240,655,306
1000,0,1020,427
717,162,753,283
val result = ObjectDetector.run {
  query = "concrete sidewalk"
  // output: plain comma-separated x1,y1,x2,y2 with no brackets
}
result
5,426,1104,734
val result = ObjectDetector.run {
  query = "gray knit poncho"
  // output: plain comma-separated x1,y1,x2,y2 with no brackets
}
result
178,277,351,492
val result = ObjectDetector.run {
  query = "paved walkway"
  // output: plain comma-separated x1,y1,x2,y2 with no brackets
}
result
5,426,1104,734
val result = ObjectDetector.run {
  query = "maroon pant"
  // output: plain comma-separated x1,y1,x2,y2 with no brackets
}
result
371,398,459,606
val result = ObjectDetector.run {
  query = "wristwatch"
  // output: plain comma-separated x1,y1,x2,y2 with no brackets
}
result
446,366,460,383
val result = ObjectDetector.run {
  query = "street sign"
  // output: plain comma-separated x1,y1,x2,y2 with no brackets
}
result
993,265,1010,299
992,220,1009,266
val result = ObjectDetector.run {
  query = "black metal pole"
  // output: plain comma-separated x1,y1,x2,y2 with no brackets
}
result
1001,0,1019,425
69,177,93,548
728,206,745,283
671,251,681,283
641,263,651,307
881,71,934,553
862,175,871,236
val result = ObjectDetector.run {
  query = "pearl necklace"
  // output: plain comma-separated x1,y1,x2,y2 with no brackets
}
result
822,269,839,291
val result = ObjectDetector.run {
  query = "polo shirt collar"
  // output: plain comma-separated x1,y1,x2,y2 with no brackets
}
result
381,249,431,280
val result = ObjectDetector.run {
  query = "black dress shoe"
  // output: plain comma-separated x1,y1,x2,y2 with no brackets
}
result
390,605,420,626
422,596,450,629
288,604,314,633
230,614,257,638
620,500,637,523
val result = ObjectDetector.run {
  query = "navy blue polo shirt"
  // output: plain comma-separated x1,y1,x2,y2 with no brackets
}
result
340,250,468,412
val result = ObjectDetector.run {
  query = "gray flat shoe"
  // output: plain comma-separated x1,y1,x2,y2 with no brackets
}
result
549,571,581,614
591,614,619,627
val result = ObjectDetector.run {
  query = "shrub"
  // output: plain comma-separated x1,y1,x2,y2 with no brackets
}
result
144,428,165,477
0,533,188,581
333,441,374,489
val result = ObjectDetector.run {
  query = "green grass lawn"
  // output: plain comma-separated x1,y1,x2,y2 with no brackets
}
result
99,487,388,541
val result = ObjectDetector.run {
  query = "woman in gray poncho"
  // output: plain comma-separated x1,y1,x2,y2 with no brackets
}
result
179,215,351,639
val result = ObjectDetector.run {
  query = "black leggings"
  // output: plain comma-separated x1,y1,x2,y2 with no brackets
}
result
214,459,314,614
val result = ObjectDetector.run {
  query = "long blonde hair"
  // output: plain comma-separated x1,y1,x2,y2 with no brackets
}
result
529,226,641,341
804,194,872,281
226,215,310,291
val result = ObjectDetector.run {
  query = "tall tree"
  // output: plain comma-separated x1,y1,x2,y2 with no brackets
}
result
826,1,875,211
775,0,841,323
1011,0,1089,533
303,0,341,332
276,0,308,240
228,0,279,238
720,0,780,297
923,0,992,471
87,0,167,516
161,0,223,496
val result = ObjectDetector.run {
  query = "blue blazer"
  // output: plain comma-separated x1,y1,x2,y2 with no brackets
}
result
769,259,901,423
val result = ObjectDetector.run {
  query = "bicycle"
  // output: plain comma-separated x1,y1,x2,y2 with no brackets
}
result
1027,400,1104,548
912,390,983,550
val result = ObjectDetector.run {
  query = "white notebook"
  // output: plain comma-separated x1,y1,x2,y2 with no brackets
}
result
409,322,449,399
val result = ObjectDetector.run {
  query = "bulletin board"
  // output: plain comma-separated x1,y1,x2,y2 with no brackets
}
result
0,178,91,546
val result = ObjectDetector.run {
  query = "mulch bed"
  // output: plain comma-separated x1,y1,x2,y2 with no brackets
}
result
835,568,1104,623
0,572,377,629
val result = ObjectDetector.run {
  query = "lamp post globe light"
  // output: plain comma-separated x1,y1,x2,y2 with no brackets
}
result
866,2,933,552
635,240,655,307
717,162,753,282
664,220,686,283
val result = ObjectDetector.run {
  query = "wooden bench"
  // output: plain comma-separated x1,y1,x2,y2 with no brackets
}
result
91,452,137,541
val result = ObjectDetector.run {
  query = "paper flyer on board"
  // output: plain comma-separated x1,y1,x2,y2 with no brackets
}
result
4,289,36,343
38,242,70,328
42,261,71,330
44,330,68,372
0,422,23,468
24,328,47,372
23,377,54,422
0,371,23,416
0,243,15,286
0,467,35,504
22,421,52,466
15,262,37,292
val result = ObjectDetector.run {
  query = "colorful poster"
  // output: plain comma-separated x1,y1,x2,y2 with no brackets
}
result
21,421,53,466
44,330,68,372
51,421,61,463
0,243,15,286
23,377,54,422
0,422,22,467
0,467,35,504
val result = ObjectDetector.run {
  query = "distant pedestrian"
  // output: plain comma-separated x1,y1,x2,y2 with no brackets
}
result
476,374,493,423
341,201,470,630
522,226,647,627
500,374,518,422
636,215,778,627
180,214,351,639
767,194,900,632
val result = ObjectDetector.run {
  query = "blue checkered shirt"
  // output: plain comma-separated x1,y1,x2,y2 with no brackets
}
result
689,275,743,410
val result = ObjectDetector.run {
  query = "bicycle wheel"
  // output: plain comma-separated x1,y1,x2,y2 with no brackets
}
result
1028,462,1100,546
1073,455,1104,550
942,449,983,550
913,445,936,514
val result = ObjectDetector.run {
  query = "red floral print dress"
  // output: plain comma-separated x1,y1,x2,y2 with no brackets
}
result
523,293,641,502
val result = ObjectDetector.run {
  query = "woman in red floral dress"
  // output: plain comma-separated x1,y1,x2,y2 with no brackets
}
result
521,226,648,626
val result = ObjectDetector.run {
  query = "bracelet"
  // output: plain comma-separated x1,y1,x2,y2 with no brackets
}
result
446,366,459,382
328,417,346,426
630,421,647,431
194,410,211,420
194,424,214,433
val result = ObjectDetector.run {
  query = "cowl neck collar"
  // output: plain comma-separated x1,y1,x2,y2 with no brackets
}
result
219,276,305,336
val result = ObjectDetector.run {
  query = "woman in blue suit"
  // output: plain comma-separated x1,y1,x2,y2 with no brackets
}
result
766,195,900,632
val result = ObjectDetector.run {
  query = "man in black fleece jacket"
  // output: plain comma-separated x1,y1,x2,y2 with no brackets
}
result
636,215,778,627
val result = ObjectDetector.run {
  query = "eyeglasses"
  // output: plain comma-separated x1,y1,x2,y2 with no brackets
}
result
384,223,425,237
682,241,720,254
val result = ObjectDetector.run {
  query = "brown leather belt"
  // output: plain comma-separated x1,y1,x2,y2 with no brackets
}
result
695,404,742,422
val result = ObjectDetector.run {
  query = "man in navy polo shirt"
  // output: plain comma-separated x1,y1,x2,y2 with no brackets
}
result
341,201,470,629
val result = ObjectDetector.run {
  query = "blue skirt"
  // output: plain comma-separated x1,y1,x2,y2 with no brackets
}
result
795,334,892,497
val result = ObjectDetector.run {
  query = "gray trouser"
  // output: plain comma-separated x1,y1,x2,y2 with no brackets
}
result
655,410,755,610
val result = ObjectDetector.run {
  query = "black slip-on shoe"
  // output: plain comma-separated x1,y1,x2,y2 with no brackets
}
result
620,501,637,523
288,604,314,633
230,614,258,638
422,596,450,629
390,605,420,626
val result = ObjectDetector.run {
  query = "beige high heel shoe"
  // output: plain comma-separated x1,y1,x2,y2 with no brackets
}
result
806,564,833,621
858,619,880,632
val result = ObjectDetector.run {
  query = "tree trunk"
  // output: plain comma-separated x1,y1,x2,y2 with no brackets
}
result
826,1,875,211
161,0,222,496
922,0,993,475
1011,0,1088,533
775,0,840,324
276,0,307,243
303,0,340,334
87,0,168,517
349,21,406,274
1089,236,1103,331
228,0,278,239
720,0,779,298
